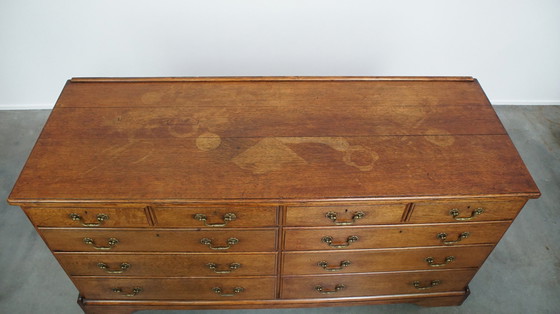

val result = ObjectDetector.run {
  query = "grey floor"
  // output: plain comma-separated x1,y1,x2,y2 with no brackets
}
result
1,106,559,314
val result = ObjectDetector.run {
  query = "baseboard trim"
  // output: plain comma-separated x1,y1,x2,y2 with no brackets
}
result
491,100,560,106
0,104,54,110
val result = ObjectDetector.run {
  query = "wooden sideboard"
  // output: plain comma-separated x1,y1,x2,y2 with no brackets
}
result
8,77,540,314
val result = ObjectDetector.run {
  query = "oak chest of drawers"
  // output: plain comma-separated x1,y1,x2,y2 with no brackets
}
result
8,76,540,314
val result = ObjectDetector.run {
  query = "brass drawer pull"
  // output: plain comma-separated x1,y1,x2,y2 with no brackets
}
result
200,237,239,250
212,287,244,296
325,211,365,225
321,235,358,248
318,260,351,271
412,280,441,290
207,262,241,273
83,237,119,250
69,213,108,227
97,262,131,274
112,287,142,297
315,284,345,294
449,208,484,221
194,213,236,227
436,232,470,245
425,256,455,267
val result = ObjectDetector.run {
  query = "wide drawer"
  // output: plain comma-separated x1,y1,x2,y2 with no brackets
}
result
40,228,277,252
409,200,526,223
283,222,510,250
73,277,276,300
23,207,150,228
56,252,277,276
282,245,493,275
152,205,277,228
281,269,477,299
285,204,406,226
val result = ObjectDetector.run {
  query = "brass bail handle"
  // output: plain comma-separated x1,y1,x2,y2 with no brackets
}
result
325,211,365,225
112,287,142,297
315,284,345,294
212,287,245,297
207,262,242,274
436,232,470,245
318,260,351,271
412,280,441,290
449,208,484,221
322,235,359,248
83,237,119,250
69,213,109,227
194,213,237,227
97,262,131,274
425,256,455,267
200,237,239,250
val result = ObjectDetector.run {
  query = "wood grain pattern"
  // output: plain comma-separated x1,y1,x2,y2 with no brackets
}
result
283,222,511,251
281,245,494,275
40,228,277,252
8,78,539,205
285,204,407,226
152,205,277,227
9,135,538,203
56,252,277,276
280,269,477,299
73,277,277,300
408,200,527,223
7,77,541,312
23,207,150,227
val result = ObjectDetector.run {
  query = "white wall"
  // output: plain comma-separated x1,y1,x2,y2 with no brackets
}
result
1,0,559,109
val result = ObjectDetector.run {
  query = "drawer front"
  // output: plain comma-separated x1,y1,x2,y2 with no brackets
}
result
40,228,277,252
56,253,277,276
73,277,276,300
283,222,510,251
152,206,278,228
282,245,494,275
23,207,150,228
281,269,477,299
409,200,526,223
285,204,406,227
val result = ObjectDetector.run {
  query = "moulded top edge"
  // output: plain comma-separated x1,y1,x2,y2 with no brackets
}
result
7,191,541,207
69,76,476,83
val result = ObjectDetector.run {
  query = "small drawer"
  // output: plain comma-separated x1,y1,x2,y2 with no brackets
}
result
56,252,277,277
281,269,476,299
282,245,494,275
285,204,406,226
23,207,150,228
283,221,510,251
408,200,526,223
40,228,277,252
74,277,277,300
152,206,277,228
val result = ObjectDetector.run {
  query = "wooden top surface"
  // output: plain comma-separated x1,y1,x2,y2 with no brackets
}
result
8,77,540,205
